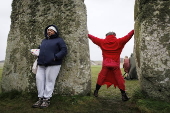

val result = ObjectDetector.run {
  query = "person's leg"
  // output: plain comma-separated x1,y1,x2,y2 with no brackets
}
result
94,66,108,97
40,65,61,108
36,66,46,98
120,89,129,101
94,84,101,97
114,68,129,101
43,65,61,99
96,84,101,90
32,66,46,108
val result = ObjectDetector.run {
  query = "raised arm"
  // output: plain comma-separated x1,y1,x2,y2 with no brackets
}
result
118,30,134,45
88,34,103,46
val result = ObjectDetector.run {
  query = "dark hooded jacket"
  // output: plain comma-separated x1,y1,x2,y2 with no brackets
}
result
37,25,67,66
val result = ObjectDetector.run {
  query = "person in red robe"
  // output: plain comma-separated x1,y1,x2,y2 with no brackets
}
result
88,30,134,101
123,56,130,79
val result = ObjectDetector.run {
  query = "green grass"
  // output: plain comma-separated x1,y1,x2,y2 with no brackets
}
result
0,65,170,113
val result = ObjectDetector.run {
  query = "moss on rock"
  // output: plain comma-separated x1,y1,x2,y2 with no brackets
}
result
2,0,91,96
135,0,170,102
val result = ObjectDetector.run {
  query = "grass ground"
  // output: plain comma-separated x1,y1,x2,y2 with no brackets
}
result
0,65,170,113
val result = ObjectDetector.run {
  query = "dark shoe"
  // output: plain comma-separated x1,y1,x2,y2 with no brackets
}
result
40,99,50,109
32,98,43,108
121,93,129,101
94,90,98,97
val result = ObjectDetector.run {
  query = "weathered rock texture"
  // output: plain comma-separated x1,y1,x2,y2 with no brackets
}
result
134,0,170,102
128,53,138,80
2,0,91,95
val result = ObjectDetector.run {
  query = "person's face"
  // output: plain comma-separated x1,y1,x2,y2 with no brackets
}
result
47,29,55,36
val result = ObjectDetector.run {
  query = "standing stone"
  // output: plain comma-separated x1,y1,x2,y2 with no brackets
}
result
134,0,170,102
1,0,91,96
128,53,138,80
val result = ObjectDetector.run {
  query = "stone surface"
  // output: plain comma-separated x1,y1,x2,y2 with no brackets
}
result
128,53,138,79
2,0,91,95
134,0,170,102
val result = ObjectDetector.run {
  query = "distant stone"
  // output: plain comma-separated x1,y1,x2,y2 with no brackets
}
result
128,53,138,80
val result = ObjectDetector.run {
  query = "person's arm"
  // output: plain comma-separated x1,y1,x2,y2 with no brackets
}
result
119,30,134,45
55,38,67,60
88,34,103,46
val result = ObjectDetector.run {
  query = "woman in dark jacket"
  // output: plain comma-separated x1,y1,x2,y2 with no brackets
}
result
32,25,67,108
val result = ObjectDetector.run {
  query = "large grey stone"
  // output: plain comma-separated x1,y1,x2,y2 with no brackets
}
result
134,0,170,102
2,0,91,95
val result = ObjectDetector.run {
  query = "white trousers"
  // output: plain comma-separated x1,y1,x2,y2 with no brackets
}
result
36,65,61,99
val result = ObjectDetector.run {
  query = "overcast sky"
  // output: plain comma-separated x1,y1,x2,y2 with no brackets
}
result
0,0,135,61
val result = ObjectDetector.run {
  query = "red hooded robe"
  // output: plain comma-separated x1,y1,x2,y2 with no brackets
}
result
123,58,130,73
88,30,134,91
